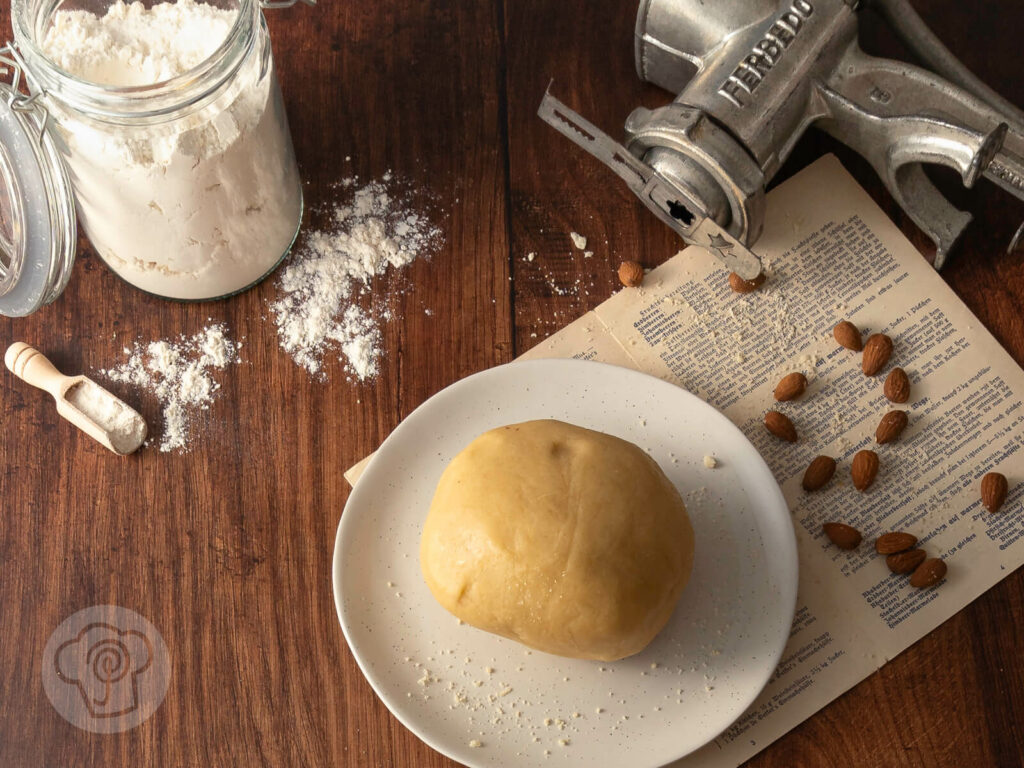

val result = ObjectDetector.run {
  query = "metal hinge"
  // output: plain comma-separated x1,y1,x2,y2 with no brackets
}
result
0,44,49,142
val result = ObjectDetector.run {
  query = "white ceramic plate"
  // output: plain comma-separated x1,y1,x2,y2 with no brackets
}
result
334,359,797,768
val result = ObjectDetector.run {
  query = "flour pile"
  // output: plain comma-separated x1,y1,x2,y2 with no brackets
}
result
101,324,241,452
41,0,236,87
270,176,442,379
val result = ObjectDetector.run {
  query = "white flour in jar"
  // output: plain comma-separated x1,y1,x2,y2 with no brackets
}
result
41,0,234,86
40,0,302,299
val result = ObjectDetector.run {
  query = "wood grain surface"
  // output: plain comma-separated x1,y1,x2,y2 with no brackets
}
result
0,0,1022,766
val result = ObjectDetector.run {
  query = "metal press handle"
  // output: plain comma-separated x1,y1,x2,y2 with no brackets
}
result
867,0,1024,129
867,0,1024,255
820,40,1024,265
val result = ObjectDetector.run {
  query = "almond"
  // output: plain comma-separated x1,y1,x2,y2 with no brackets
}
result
617,260,644,287
909,558,947,588
884,367,910,403
774,372,808,402
802,456,837,491
875,531,918,554
875,411,909,444
981,471,1008,513
764,411,797,442
823,522,861,550
728,271,766,293
833,320,862,351
861,333,893,376
851,449,879,491
886,548,927,574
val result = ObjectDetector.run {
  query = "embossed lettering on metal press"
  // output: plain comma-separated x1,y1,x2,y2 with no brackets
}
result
989,159,1024,193
718,0,814,107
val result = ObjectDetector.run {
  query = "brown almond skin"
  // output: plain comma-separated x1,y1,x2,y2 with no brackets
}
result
862,333,893,376
910,558,947,588
886,548,927,574
803,456,837,491
884,367,910,403
764,411,797,442
823,522,862,550
833,320,862,352
875,411,909,444
728,272,766,293
875,531,918,555
617,261,644,287
774,372,808,402
851,449,879,491
981,472,1009,513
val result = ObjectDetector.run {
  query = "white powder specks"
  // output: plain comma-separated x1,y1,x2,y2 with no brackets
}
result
101,323,240,452
271,177,442,379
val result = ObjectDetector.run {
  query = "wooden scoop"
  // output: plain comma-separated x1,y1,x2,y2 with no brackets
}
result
5,342,147,455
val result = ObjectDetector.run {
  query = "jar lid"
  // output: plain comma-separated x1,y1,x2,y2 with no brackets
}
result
0,51,77,317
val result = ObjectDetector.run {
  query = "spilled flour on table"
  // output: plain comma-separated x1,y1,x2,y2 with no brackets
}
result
101,323,241,453
270,175,442,379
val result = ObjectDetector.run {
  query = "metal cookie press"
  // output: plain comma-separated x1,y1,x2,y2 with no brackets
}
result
539,0,1024,278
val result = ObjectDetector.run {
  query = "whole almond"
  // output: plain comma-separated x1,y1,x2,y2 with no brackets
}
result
728,271,766,293
884,367,910,403
886,548,927,574
823,522,862,550
774,372,808,402
862,333,893,376
764,411,797,442
803,456,837,491
981,472,1009,513
833,320,862,351
618,260,644,287
875,531,918,555
875,411,909,444
851,449,879,491
910,558,947,588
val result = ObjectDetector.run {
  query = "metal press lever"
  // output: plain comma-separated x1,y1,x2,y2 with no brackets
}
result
540,0,1024,271
539,90,763,278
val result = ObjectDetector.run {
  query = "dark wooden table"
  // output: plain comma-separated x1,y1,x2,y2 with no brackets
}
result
1,1,1022,766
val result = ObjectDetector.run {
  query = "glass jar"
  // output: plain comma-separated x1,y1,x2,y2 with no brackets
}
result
0,0,304,315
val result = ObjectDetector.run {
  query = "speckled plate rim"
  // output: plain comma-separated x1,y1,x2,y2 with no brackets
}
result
333,358,798,767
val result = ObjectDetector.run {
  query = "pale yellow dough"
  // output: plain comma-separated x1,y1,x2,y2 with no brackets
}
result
420,419,695,661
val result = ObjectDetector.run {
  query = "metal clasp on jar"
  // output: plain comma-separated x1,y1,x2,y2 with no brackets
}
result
0,44,50,142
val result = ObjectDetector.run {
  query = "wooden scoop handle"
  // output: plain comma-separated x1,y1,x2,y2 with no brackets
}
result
4,342,73,398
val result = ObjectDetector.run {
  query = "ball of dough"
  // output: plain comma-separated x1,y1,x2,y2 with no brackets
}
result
420,419,694,661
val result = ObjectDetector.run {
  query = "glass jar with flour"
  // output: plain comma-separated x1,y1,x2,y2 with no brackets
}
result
0,0,306,315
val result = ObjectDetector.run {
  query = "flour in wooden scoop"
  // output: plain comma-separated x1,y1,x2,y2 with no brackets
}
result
66,380,147,454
